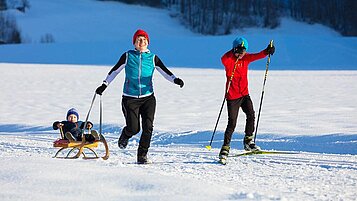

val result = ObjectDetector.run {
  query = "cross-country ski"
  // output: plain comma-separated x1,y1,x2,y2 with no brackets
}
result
229,150,298,157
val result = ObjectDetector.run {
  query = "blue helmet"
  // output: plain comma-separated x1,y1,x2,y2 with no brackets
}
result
232,37,248,51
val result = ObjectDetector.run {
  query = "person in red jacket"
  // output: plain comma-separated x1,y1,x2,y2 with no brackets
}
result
219,37,275,160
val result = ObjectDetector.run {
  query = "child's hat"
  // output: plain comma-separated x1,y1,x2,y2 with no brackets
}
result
67,108,79,119
232,37,248,51
133,29,149,44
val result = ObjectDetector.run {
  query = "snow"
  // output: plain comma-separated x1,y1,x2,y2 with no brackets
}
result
1,0,357,201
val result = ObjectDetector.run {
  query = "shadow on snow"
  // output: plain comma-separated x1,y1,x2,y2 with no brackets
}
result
1,124,356,155
151,130,357,155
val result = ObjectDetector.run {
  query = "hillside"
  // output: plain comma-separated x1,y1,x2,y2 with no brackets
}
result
0,0,356,69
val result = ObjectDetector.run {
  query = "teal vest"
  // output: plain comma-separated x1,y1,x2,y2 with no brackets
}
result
124,50,155,97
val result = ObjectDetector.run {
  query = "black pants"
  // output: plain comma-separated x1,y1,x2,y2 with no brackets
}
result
223,95,255,146
121,94,156,151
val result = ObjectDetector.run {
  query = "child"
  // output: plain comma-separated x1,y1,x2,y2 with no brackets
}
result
53,108,99,142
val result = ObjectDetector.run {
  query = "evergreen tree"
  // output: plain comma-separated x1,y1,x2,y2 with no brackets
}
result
0,0,7,11
0,13,22,44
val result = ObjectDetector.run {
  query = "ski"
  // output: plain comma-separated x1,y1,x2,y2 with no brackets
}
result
229,150,297,157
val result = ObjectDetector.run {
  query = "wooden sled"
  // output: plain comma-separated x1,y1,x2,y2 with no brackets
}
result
53,128,109,160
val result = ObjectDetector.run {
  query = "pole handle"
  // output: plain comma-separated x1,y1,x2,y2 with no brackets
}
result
59,126,64,139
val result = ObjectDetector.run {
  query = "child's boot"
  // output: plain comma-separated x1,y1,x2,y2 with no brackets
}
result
91,130,100,141
65,132,76,142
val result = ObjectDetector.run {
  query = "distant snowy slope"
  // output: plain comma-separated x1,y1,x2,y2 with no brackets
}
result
12,0,195,43
0,0,357,69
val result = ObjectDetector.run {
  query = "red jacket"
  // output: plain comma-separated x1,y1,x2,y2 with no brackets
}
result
221,50,268,100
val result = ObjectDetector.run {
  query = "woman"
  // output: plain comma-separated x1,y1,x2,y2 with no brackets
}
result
95,29,184,164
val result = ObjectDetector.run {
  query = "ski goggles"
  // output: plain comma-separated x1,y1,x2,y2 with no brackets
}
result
233,46,246,54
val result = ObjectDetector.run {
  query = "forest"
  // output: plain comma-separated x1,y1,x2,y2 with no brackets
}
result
105,0,357,36
1,0,356,44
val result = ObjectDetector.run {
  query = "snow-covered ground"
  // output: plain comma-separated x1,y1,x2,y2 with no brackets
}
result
1,64,356,201
1,0,357,200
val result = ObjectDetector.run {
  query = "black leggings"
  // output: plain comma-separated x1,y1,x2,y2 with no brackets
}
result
121,94,156,150
223,95,255,146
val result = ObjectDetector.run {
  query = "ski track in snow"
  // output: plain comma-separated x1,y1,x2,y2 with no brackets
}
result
1,132,357,201
1,64,357,200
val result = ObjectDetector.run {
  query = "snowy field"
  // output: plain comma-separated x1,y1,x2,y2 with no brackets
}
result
1,0,357,200
1,64,357,201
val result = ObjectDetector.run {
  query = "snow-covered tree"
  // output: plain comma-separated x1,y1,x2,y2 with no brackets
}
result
0,13,21,44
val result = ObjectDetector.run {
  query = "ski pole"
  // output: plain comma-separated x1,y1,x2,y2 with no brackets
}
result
206,57,239,150
254,40,273,143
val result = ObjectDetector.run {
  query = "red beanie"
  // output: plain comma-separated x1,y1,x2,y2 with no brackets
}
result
133,29,149,44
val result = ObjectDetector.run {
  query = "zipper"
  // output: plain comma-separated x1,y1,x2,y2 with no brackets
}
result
138,53,142,97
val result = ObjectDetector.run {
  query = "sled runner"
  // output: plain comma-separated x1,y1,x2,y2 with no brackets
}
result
53,128,109,160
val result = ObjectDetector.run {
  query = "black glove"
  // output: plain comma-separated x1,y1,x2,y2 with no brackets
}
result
95,83,107,95
174,78,184,88
265,44,275,55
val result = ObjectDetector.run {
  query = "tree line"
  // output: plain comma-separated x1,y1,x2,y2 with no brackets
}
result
1,0,355,45
107,0,356,36
162,0,356,36
0,0,31,44
0,0,21,44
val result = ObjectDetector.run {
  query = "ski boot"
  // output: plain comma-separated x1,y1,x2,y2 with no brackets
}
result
243,136,261,151
218,145,230,165
118,133,129,149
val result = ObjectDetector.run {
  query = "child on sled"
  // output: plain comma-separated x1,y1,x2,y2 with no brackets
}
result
53,108,99,142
